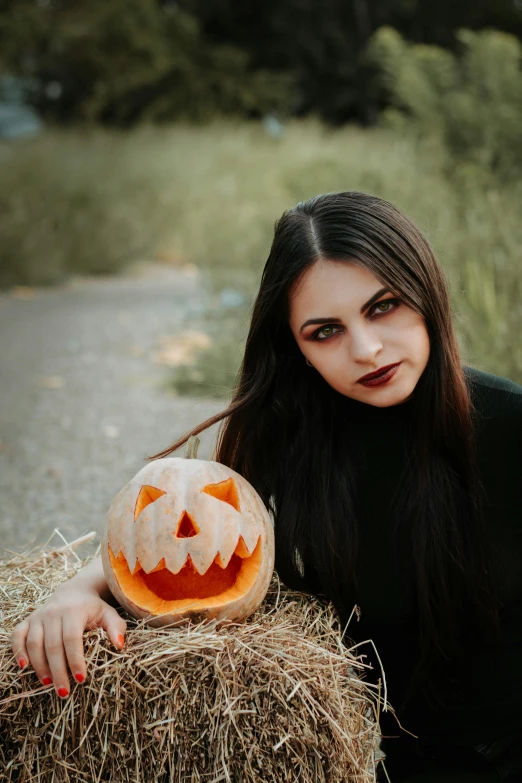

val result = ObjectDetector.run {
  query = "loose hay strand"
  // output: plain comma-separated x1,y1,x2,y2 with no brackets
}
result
0,535,387,782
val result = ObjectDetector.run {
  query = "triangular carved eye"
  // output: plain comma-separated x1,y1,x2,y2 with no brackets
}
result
134,485,167,522
201,478,241,512
175,511,199,538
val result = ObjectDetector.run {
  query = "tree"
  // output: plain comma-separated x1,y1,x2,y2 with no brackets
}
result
0,0,293,124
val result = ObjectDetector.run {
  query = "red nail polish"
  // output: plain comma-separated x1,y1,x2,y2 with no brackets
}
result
42,676,52,686
57,687,69,698
74,673,85,683
117,634,125,648
19,658,27,669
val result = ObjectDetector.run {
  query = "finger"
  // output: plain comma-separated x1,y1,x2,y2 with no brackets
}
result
42,615,70,698
25,620,53,686
96,605,127,650
11,620,31,672
62,613,87,684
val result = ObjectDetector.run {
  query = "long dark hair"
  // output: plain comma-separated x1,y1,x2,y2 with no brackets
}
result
148,191,502,711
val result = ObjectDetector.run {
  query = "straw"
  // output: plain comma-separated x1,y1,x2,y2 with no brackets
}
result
0,534,388,782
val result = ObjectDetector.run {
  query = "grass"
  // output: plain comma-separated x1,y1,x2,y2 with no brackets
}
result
2,119,521,388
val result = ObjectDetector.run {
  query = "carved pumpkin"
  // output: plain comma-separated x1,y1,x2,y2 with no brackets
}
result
101,440,274,626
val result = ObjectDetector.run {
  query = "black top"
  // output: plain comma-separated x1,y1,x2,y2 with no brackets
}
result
340,365,522,747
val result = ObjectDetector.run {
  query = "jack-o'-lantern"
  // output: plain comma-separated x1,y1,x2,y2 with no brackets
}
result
101,438,274,626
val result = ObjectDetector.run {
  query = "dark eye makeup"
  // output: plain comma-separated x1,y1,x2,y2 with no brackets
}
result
310,298,401,341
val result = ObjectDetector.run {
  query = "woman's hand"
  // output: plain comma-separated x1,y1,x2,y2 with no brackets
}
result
11,558,127,698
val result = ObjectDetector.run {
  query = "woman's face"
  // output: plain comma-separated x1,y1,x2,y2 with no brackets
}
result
288,259,431,407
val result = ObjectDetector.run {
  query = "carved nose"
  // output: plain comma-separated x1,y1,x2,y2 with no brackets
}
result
175,511,199,538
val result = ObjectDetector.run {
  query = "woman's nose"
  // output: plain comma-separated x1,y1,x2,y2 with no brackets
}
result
349,328,383,364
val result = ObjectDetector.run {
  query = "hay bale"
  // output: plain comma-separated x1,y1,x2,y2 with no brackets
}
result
0,535,386,782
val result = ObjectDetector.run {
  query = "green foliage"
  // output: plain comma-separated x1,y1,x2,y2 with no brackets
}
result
0,129,171,286
2,120,521,386
183,0,522,124
0,0,293,124
3,1,522,125
368,26,522,178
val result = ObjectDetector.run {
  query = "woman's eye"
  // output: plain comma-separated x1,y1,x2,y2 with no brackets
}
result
372,297,401,316
314,325,340,341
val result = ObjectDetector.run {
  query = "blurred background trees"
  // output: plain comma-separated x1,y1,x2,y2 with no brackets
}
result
1,0,521,381
183,0,522,124
0,0,292,123
1,0,521,125
369,26,522,180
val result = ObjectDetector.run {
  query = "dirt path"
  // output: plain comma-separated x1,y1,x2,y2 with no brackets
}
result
0,262,226,557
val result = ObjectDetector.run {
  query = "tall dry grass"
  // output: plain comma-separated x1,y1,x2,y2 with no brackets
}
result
1,119,521,387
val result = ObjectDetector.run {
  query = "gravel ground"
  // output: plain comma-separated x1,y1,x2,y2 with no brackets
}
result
0,261,387,766
0,262,226,558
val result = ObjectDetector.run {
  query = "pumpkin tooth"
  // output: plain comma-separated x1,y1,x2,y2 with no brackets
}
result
187,550,216,575
214,552,227,569
164,546,194,575
113,549,140,576
234,535,252,558
236,531,261,558
130,559,142,575
128,556,167,575
147,557,167,574
215,533,259,567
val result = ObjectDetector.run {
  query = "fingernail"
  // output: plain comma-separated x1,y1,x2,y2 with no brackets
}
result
74,673,85,683
42,676,52,686
117,634,125,649
19,658,27,669
57,687,69,698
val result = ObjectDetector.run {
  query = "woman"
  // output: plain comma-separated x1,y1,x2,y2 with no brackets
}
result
12,192,522,781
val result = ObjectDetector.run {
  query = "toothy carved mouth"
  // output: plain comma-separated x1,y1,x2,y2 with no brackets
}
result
108,536,262,614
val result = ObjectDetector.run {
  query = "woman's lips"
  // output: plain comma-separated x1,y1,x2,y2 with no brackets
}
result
358,362,401,387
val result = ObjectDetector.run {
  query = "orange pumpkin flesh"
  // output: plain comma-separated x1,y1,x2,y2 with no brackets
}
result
102,457,274,625
108,536,263,614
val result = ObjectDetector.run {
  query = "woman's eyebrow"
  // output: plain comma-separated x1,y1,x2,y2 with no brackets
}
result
299,287,391,333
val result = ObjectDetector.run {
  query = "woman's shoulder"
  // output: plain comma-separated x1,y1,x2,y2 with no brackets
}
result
463,364,522,422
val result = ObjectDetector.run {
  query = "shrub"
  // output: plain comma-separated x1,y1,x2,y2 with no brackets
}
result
0,0,293,125
368,26,522,180
1,121,521,384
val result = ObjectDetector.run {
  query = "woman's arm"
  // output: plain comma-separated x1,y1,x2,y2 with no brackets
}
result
62,554,117,605
10,554,126,699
